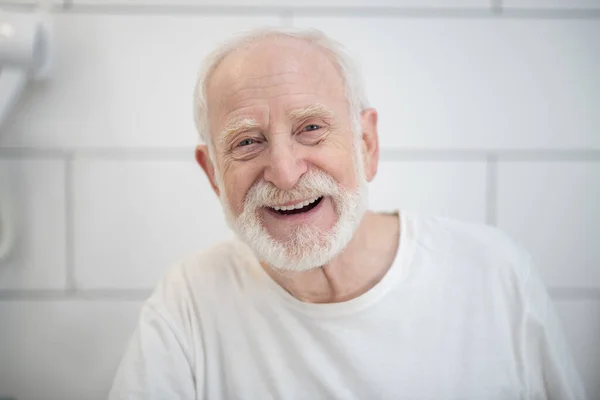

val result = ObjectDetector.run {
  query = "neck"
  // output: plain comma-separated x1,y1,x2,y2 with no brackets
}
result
262,210,400,303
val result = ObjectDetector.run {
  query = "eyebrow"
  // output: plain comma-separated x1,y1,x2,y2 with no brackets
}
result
219,117,261,147
287,104,336,122
218,104,336,147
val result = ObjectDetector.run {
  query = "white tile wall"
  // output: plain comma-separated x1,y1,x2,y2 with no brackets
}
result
0,300,143,400
554,299,600,399
497,161,600,288
293,17,600,150
0,3,598,400
70,0,489,7
370,160,488,223
73,157,232,289
0,13,281,149
504,0,600,9
0,159,66,290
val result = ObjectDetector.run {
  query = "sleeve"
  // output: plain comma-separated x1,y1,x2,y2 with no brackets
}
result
521,257,587,400
108,303,196,400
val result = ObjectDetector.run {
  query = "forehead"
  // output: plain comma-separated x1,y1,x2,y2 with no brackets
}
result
206,36,347,127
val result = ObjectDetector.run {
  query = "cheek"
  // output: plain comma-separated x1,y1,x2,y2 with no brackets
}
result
336,158,362,190
311,138,361,189
221,165,258,215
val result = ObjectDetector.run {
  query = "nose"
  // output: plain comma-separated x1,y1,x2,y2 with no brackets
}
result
263,138,308,191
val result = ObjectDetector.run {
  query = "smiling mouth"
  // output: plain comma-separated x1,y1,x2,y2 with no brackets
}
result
268,196,324,215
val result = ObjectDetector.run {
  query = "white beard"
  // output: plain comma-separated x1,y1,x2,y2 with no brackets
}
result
217,142,369,272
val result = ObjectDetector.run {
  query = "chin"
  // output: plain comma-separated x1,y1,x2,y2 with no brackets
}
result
251,217,359,272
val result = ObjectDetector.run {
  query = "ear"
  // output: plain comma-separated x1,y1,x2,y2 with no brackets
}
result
195,144,220,197
360,108,379,182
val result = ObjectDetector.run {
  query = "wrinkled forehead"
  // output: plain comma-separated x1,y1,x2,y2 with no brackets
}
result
206,36,347,126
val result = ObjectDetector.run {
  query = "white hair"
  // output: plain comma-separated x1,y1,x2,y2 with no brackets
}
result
192,27,370,153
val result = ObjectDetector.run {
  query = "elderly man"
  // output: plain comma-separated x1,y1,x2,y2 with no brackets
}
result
110,28,585,399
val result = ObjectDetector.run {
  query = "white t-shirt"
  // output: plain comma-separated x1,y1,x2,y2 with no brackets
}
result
109,212,586,399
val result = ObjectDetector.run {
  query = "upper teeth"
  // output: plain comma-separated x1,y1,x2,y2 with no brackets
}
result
272,196,321,211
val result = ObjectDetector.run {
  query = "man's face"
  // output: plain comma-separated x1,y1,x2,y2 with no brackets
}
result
201,36,377,271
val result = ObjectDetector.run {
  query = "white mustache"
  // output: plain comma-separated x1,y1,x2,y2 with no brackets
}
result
243,169,340,210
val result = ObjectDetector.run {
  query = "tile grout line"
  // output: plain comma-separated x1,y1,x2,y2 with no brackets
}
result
549,287,600,300
500,7,600,20
0,2,599,19
0,289,151,301
0,148,69,159
2,2,63,12
3,147,600,161
64,152,77,294
491,0,503,15
380,148,600,162
485,153,498,226
59,4,289,16
280,9,294,28
57,4,495,15
380,148,487,162
51,4,600,19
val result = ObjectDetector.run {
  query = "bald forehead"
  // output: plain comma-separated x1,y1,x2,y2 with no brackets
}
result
206,36,346,107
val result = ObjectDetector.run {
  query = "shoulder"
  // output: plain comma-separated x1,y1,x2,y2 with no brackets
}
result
407,212,533,280
145,239,257,317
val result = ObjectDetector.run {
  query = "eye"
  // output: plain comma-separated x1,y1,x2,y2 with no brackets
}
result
303,124,321,132
238,138,256,147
